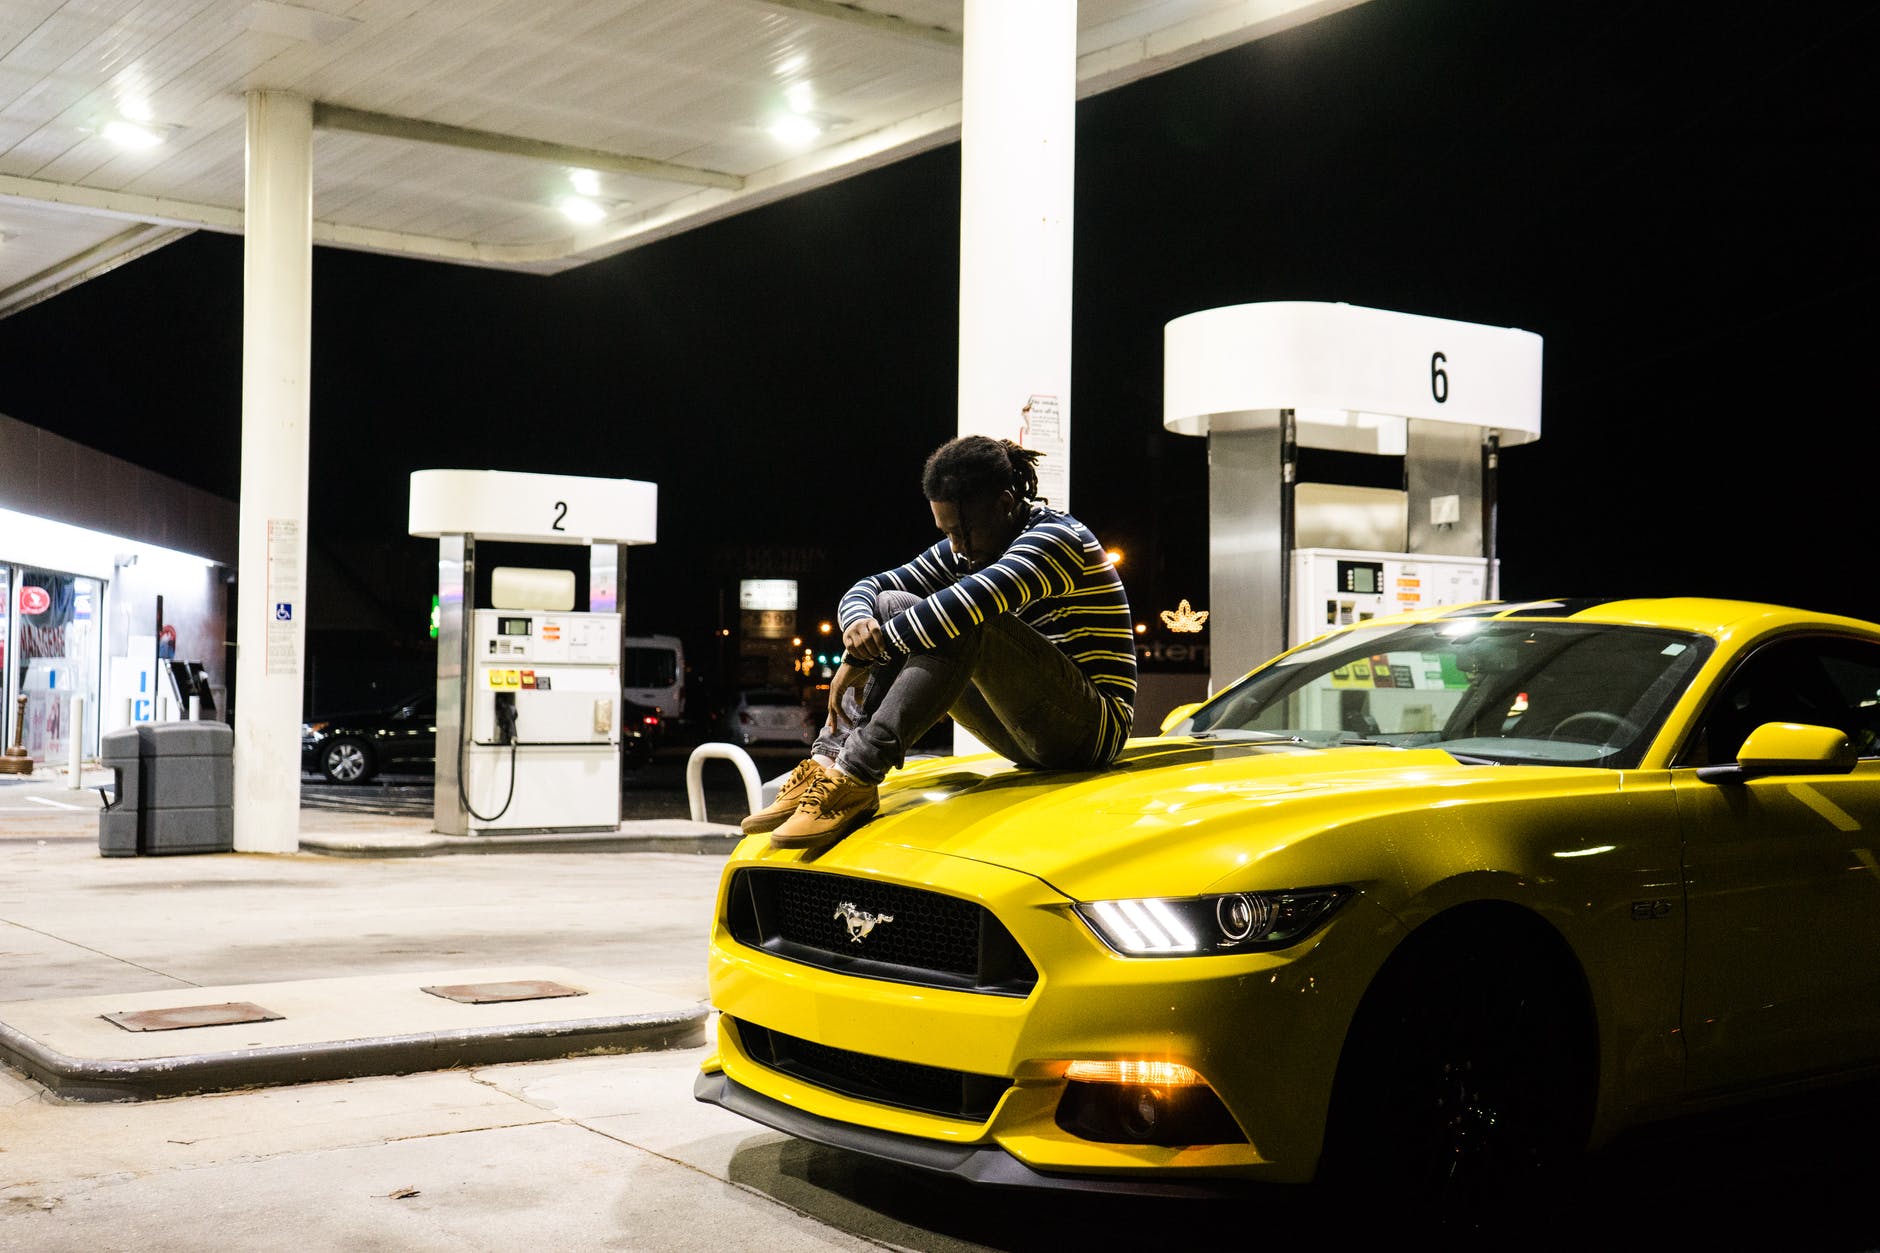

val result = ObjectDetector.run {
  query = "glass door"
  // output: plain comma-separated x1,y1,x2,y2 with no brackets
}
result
13,569,103,764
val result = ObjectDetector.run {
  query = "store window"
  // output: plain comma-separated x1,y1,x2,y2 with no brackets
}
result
9,568,102,763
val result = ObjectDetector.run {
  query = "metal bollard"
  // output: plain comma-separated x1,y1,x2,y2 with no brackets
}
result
684,742,763,824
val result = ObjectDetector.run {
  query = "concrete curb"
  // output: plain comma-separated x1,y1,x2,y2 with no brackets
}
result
0,1006,711,1103
297,821,745,858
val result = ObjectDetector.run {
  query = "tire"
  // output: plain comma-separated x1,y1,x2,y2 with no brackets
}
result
1318,913,1595,1225
318,737,376,784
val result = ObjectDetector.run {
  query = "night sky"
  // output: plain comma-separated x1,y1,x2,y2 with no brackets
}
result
2,0,1876,693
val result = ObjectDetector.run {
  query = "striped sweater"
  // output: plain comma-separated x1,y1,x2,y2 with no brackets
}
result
838,505,1137,764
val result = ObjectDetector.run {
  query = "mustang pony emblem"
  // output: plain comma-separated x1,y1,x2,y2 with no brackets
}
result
834,902,894,943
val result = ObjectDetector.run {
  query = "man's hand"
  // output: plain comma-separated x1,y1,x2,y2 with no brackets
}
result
828,661,870,731
842,616,888,663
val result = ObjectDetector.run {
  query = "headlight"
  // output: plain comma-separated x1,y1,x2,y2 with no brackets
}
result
1074,887,1349,956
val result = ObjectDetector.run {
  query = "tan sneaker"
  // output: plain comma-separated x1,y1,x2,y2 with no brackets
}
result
770,768,879,849
740,759,828,835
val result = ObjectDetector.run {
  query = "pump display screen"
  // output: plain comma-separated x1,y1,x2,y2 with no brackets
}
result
1337,561,1384,596
497,616,532,637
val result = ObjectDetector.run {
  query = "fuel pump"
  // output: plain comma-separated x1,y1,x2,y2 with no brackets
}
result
408,469,659,838
1289,548,1493,644
1161,301,1542,692
459,606,622,832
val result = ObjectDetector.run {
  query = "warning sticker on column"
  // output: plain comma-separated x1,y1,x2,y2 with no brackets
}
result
1020,393,1067,507
266,519,302,675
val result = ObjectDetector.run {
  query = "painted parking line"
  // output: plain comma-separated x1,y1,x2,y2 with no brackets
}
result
24,796,89,810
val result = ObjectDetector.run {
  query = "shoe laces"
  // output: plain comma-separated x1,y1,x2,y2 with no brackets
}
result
797,771,847,815
785,759,821,789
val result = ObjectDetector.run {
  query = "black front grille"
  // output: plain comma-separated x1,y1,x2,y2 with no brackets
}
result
725,867,1037,996
731,1017,1010,1122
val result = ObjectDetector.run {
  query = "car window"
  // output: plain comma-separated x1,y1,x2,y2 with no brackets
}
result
1187,619,1713,768
1674,635,1880,767
625,647,677,687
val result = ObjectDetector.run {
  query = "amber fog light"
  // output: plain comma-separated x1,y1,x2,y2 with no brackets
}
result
1054,1060,1247,1146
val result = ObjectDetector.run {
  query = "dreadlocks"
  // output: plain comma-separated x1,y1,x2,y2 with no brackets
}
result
921,435,1045,506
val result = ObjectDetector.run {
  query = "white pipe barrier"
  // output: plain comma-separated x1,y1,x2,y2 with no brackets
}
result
685,742,763,825
67,694,83,788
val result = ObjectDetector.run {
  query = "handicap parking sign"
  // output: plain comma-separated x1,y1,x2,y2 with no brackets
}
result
275,603,293,621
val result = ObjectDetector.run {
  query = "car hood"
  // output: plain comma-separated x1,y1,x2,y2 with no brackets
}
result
787,736,1622,901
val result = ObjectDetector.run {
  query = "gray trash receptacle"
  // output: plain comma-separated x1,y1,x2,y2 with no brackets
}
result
98,727,143,857
97,722,234,856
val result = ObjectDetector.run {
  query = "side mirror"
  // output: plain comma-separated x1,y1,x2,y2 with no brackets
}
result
1159,702,1202,735
1699,721,1858,783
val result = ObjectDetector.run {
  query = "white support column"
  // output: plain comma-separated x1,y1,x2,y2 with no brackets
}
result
955,0,1077,754
957,0,1077,509
233,91,314,853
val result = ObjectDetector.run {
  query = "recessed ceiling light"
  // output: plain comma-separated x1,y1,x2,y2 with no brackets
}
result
569,168,601,196
768,114,822,147
102,119,167,149
557,196,608,224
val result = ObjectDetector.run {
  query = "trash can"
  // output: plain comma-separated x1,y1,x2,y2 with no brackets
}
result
98,726,143,857
97,722,234,857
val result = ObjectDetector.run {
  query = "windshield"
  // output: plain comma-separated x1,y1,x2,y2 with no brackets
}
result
1181,619,1714,767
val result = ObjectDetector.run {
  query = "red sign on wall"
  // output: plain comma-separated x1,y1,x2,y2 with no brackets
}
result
18,586,50,616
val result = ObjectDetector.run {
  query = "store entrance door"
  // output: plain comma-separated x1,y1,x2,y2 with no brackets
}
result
6,567,102,764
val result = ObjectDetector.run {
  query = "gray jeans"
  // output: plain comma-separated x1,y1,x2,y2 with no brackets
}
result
815,590,1111,785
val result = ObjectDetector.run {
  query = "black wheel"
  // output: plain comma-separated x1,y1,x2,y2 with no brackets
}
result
1319,915,1594,1225
319,737,376,784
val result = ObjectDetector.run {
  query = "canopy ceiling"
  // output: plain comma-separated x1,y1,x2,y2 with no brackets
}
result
0,0,1366,317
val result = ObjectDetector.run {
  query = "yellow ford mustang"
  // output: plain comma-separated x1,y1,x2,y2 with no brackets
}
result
694,597,1880,1207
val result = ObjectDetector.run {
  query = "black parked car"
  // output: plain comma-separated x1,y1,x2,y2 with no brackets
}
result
301,691,657,783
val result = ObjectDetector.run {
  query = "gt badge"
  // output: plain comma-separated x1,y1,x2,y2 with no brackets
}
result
834,902,894,943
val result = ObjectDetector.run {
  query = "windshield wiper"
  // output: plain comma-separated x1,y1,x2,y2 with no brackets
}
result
1193,730,1307,745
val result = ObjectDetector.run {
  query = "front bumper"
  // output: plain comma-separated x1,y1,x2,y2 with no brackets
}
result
701,838,1398,1187
694,1068,1266,1198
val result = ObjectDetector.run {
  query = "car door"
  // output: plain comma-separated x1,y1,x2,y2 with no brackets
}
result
1672,634,1880,1097
384,696,436,770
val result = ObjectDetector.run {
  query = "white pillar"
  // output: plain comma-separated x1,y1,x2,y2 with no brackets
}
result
955,0,1077,755
957,0,1077,511
66,694,83,787
233,90,314,854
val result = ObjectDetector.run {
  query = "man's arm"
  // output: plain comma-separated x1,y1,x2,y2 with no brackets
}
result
836,541,956,666
826,660,870,730
876,519,1084,656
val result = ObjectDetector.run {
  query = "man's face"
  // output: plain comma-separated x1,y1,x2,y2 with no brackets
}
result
931,490,1018,570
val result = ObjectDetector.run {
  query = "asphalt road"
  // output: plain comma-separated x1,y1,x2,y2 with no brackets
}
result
298,737,809,825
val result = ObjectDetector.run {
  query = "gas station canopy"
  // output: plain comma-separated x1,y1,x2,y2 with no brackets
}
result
0,0,1368,318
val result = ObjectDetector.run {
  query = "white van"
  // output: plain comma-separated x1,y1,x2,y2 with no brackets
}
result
623,634,685,721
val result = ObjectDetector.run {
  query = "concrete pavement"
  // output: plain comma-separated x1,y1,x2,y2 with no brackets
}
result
0,762,970,1251
0,762,738,1099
